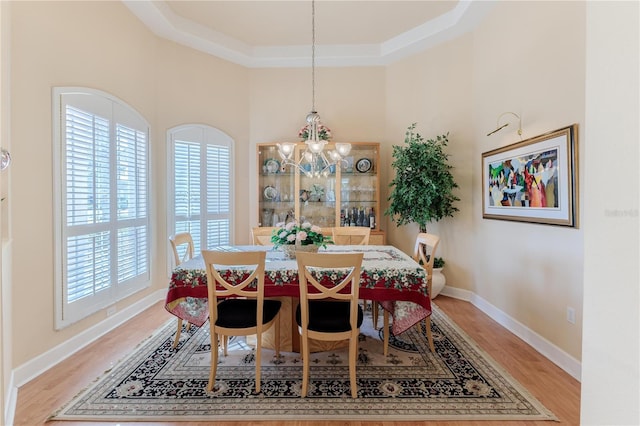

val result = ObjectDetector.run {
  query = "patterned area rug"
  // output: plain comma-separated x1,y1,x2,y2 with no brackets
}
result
51,305,557,422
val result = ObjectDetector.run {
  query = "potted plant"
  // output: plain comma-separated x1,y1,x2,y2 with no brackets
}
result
385,123,460,233
385,123,459,298
431,257,446,298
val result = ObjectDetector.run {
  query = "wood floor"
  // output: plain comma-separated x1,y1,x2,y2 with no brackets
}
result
13,296,580,425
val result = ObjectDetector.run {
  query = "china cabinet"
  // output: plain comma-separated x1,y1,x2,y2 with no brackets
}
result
257,142,385,244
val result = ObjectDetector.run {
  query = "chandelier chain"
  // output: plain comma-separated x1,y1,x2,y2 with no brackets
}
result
311,0,315,112
276,0,351,178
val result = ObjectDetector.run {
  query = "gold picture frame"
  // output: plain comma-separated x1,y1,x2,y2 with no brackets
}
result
482,124,578,227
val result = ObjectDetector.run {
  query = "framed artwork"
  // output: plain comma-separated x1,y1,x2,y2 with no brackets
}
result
482,124,578,227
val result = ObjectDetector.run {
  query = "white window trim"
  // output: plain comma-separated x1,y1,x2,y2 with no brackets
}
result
53,87,152,329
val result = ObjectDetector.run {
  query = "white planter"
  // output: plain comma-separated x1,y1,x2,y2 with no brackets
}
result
431,267,446,298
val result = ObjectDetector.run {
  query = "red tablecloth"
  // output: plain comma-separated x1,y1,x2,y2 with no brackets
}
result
165,245,431,335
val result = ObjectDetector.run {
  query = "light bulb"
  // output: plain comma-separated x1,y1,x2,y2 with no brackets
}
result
335,143,351,156
328,150,341,161
308,140,326,154
278,143,295,159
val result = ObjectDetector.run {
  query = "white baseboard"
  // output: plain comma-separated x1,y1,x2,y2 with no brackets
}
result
12,289,166,388
437,286,582,381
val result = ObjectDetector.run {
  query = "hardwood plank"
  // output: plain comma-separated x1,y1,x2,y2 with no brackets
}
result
13,296,580,425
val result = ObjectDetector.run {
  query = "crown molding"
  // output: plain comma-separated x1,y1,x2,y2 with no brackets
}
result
122,0,495,68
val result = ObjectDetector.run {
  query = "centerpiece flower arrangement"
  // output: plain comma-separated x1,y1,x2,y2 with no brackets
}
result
271,220,333,258
298,123,332,141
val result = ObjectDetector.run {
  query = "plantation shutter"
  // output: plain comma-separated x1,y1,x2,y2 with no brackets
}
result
64,105,112,303
174,140,203,252
170,125,233,257
206,144,231,247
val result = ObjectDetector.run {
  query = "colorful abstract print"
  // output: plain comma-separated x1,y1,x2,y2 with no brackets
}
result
488,148,559,209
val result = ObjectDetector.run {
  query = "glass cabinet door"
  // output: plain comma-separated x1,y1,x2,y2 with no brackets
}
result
298,154,338,228
339,144,379,229
258,145,295,226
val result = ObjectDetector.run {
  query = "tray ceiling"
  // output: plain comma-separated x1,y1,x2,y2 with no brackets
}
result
123,0,494,67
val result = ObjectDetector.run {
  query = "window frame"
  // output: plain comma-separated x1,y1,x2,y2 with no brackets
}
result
53,87,152,329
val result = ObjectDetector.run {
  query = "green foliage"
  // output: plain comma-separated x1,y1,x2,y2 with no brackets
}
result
385,123,460,232
433,257,445,268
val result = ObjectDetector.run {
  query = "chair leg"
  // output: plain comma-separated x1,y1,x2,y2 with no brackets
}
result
372,301,379,329
207,330,219,392
275,314,281,358
223,335,229,356
425,316,435,353
173,318,183,348
255,331,262,393
349,332,358,398
301,333,309,397
298,327,303,361
383,309,390,356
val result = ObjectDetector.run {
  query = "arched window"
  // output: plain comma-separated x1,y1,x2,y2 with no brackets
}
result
53,87,151,328
167,125,233,261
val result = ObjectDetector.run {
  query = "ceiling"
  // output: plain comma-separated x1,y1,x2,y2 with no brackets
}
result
123,0,494,68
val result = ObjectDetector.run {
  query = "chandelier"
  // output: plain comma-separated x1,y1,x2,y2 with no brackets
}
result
277,0,351,178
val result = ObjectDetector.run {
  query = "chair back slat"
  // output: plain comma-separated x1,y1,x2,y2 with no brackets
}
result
169,232,194,266
202,250,266,299
413,233,440,289
296,251,363,318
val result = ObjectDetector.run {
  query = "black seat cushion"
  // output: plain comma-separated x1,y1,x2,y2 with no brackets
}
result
215,299,282,329
295,301,363,333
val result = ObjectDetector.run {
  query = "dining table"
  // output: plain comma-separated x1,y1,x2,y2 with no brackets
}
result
165,244,431,351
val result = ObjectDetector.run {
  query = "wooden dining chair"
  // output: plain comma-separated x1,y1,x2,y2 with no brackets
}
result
381,233,440,356
251,226,278,246
169,232,195,348
332,227,376,330
295,251,364,398
202,250,282,393
331,226,371,245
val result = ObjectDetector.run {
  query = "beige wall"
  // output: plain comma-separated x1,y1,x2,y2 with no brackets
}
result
385,35,475,292
582,1,639,422
9,1,250,366
0,1,9,419
154,38,251,248
471,1,585,360
8,1,387,367
386,1,585,360
10,1,155,367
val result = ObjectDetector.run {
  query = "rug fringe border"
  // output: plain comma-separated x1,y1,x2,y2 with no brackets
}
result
51,413,559,422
